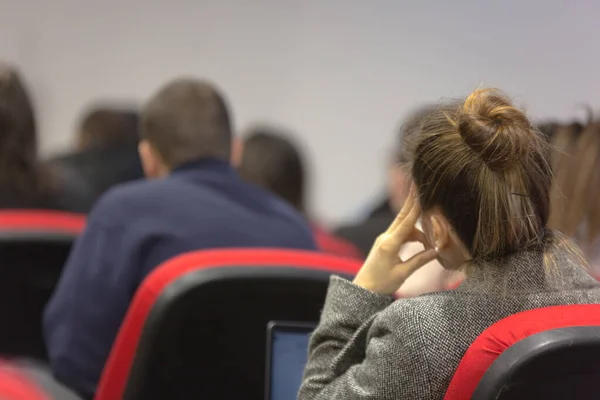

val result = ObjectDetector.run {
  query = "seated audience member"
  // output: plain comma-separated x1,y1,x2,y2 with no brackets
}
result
333,179,395,256
336,106,459,296
0,64,90,211
44,78,317,398
48,107,144,212
299,89,600,400
238,126,362,259
550,122,600,274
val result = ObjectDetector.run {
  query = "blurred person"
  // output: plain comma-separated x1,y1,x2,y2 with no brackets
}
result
336,105,459,297
535,120,560,141
550,122,600,274
44,77,316,398
333,180,395,256
547,122,583,222
299,89,600,400
238,126,363,259
48,107,144,212
0,64,89,211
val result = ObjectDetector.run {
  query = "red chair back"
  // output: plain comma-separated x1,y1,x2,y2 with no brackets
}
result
0,362,49,400
0,210,85,359
0,210,86,234
444,304,600,400
95,249,362,400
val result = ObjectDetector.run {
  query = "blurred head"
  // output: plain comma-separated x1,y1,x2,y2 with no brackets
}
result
548,123,583,231
549,122,600,254
405,89,552,270
139,78,232,178
536,121,560,142
76,107,138,150
238,126,305,212
0,64,44,195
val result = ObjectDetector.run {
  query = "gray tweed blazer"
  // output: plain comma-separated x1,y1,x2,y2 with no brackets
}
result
299,250,600,400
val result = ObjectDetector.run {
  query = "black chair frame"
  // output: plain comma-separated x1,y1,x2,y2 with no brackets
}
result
473,326,600,400
123,265,352,400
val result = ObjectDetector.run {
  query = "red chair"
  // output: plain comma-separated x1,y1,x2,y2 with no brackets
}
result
0,210,85,234
0,210,86,360
95,249,362,400
445,304,600,400
0,362,49,400
0,359,82,400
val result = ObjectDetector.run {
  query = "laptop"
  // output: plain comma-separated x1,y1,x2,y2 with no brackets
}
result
265,321,316,400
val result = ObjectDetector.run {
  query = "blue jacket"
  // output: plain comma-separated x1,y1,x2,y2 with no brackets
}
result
43,158,316,397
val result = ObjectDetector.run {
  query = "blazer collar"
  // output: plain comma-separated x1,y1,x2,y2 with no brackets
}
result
456,246,598,295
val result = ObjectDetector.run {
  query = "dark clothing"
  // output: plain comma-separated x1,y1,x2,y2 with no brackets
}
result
48,145,144,212
299,245,600,400
0,177,90,212
334,199,395,256
0,189,62,210
43,158,317,398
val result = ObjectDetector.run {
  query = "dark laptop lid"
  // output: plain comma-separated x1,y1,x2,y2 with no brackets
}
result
265,321,316,400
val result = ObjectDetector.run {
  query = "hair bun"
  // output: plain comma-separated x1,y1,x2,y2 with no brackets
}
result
457,89,533,171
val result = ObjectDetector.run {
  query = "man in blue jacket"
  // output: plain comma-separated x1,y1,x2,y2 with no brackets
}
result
43,77,317,398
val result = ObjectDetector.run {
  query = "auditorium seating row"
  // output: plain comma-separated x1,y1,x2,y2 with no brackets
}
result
1,210,600,400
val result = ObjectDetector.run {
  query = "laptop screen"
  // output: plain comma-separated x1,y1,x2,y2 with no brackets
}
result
267,322,315,400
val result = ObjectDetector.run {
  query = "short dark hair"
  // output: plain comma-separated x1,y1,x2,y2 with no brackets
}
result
141,78,232,167
78,107,138,149
239,126,305,211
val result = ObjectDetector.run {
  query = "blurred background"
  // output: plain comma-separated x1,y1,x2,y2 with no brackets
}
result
1,0,598,223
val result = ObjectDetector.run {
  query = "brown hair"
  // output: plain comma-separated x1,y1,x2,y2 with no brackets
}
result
548,123,582,232
77,107,138,149
549,122,600,253
407,89,553,261
395,105,439,164
0,65,47,197
239,126,306,212
141,78,232,167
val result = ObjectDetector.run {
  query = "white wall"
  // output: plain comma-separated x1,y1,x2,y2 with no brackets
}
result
1,0,599,223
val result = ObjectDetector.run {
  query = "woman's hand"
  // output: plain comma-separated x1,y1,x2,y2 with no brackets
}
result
353,187,437,296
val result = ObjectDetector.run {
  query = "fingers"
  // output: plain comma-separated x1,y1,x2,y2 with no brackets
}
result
399,197,422,232
407,228,431,248
388,185,416,231
398,248,437,275
389,194,422,244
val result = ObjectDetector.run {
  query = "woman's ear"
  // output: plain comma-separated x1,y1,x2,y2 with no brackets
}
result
423,208,471,269
429,212,450,252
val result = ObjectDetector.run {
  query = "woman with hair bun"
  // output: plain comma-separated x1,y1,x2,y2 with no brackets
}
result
299,89,600,400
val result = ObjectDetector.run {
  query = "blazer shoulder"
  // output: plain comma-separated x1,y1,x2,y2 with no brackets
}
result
374,291,462,331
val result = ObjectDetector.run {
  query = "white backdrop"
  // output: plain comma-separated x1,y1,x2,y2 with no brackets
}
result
1,0,599,223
